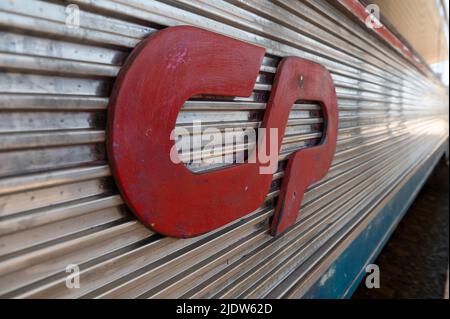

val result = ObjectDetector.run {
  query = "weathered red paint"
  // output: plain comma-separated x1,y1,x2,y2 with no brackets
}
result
108,26,338,238
270,59,338,236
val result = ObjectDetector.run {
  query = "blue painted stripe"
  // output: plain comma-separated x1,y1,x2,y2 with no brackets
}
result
303,140,448,299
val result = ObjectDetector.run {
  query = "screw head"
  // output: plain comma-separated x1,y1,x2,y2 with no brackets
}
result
298,75,304,88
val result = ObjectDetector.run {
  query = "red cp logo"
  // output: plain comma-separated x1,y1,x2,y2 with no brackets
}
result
108,26,338,238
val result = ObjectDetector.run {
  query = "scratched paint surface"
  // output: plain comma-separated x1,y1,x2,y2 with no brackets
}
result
107,26,338,237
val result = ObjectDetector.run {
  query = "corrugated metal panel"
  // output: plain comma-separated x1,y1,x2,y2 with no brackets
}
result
0,0,448,298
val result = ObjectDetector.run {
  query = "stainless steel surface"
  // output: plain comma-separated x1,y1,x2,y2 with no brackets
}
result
0,0,448,298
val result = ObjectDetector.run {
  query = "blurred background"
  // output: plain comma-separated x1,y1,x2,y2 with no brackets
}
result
367,0,449,86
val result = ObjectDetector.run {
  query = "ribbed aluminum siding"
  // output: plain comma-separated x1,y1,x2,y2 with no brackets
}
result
0,0,448,298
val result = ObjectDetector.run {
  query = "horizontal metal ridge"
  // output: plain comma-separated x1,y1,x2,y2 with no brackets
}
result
0,0,447,299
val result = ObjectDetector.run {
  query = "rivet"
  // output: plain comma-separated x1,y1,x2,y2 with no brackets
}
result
298,75,304,88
